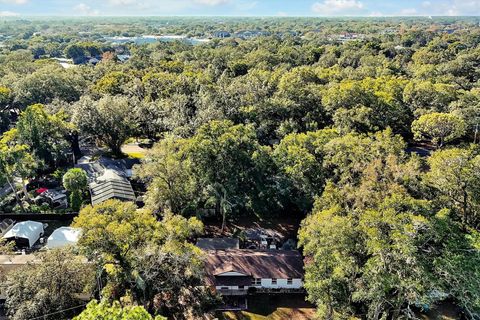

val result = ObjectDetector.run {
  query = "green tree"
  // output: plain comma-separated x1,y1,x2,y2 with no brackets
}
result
13,65,84,107
412,112,466,148
135,136,196,215
73,96,134,156
63,168,88,211
72,199,206,317
74,300,166,320
135,244,217,319
93,71,133,96
300,182,480,319
0,130,38,211
15,103,70,167
424,147,480,227
138,120,281,225
3,249,95,320
72,200,160,299
273,128,338,212
0,86,12,134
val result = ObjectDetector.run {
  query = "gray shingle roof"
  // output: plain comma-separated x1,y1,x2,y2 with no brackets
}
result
196,238,240,250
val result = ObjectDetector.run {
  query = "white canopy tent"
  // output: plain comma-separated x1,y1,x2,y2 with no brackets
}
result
47,227,81,249
2,221,44,248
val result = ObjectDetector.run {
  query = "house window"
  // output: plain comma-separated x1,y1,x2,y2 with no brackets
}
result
271,278,277,285
287,278,293,285
252,278,261,285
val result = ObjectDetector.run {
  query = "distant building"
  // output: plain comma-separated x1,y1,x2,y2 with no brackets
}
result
234,30,271,39
212,31,231,38
117,54,131,62
88,57,100,65
382,27,399,35
330,33,366,43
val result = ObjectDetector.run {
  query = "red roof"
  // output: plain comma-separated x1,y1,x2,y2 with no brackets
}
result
36,188,48,194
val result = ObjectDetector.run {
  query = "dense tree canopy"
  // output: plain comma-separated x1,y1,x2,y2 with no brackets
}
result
1,16,480,319
72,200,211,319
2,249,95,320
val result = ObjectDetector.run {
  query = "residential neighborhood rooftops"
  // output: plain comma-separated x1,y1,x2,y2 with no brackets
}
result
196,238,240,250
205,249,304,282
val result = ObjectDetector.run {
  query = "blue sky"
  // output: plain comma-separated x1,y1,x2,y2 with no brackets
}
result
0,0,479,17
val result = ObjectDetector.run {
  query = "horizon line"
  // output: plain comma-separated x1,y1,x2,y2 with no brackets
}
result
2,15,480,18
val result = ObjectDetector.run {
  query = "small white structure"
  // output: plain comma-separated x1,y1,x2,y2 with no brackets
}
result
47,227,82,249
2,221,44,248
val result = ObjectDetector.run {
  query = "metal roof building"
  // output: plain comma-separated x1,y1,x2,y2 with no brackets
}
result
89,169,136,205
47,227,82,249
2,221,44,248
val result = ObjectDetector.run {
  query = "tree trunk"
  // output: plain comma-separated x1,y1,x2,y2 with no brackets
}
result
21,181,31,203
70,132,82,164
221,206,226,234
216,198,225,233
111,143,124,158
463,187,468,226
5,175,25,213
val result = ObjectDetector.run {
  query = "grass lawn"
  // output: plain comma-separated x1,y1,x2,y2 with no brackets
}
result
221,308,316,320
219,294,316,320
121,143,148,159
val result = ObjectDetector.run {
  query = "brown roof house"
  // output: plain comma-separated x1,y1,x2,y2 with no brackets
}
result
204,249,304,296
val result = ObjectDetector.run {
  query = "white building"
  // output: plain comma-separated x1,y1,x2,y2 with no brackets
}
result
47,227,81,249
2,221,44,248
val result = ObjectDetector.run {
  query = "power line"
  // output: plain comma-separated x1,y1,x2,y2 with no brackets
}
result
29,303,88,320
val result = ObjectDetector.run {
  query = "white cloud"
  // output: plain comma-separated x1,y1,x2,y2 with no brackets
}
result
235,1,257,11
312,0,364,15
0,11,20,16
0,0,28,4
421,1,432,7
410,0,480,16
193,0,229,6
73,3,100,16
449,0,480,15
